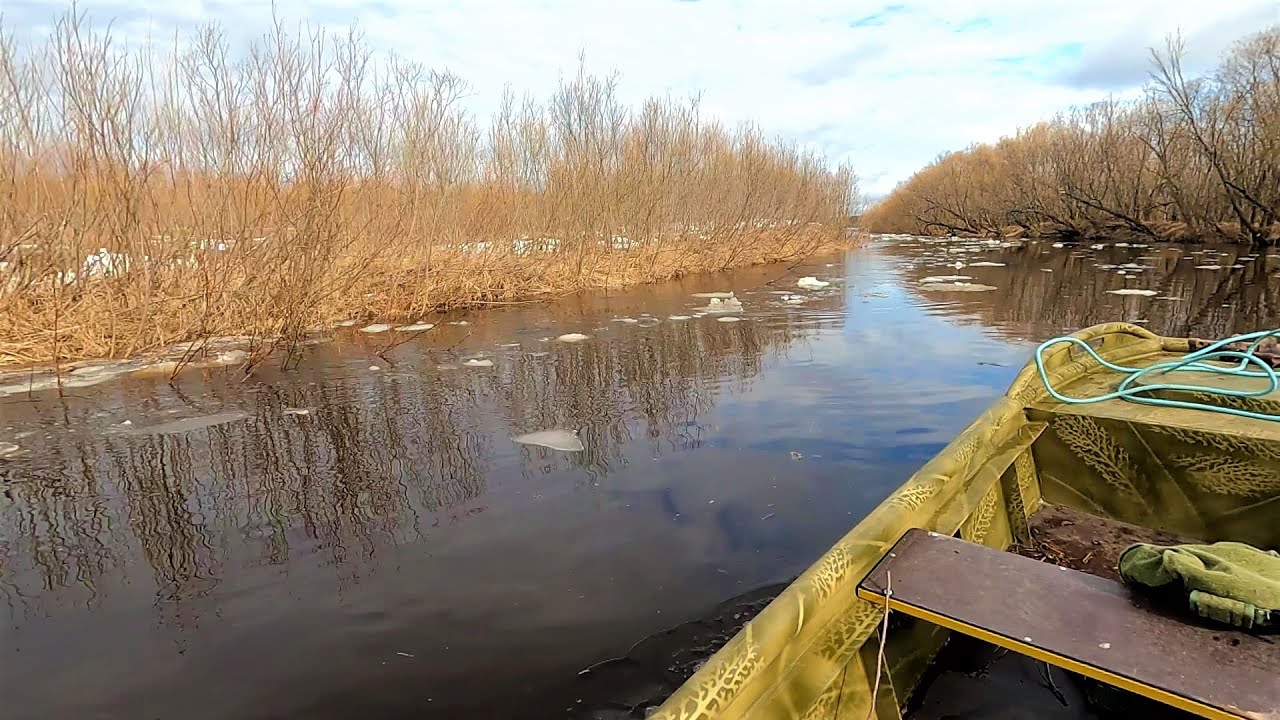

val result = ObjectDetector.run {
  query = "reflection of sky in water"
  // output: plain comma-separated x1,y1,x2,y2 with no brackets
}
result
0,241,1171,719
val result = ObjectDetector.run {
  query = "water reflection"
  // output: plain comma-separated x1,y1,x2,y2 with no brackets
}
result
4,239,1271,718
889,236,1280,340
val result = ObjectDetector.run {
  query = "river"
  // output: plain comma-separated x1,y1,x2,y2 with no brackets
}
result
1,237,1274,719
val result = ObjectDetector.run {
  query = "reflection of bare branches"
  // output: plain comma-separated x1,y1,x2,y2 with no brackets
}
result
897,241,1280,341
0,295,805,609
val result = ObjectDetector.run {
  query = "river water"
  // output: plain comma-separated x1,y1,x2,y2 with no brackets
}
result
1,237,1275,719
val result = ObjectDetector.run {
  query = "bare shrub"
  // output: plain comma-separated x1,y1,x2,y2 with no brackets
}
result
0,10,858,368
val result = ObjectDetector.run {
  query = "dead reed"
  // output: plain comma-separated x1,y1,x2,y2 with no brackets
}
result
0,10,858,368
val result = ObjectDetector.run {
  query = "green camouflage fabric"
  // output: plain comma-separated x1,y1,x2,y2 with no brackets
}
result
652,323,1280,720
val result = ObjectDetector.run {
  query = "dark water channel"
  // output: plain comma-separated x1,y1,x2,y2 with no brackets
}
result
2,237,1277,719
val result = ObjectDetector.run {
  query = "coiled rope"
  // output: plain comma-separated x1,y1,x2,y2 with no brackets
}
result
1034,329,1280,422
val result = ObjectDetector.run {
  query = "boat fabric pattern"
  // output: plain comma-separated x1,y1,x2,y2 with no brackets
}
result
1119,541,1280,630
652,323,1280,720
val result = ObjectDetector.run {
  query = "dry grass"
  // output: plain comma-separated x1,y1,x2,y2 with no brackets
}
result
0,10,857,369
865,26,1279,247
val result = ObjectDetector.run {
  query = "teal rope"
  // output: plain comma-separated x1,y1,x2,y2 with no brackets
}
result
1034,329,1280,422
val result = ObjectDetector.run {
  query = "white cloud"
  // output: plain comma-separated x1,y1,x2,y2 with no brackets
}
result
8,0,1279,196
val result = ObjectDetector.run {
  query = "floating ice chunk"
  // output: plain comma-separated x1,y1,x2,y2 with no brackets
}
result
126,411,249,435
368,365,382,371
512,429,585,452
716,316,742,323
1106,289,1158,296
360,324,392,333
796,277,830,290
1041,268,1054,272
0,442,20,458
448,320,470,326
780,294,806,303
395,323,435,332
952,261,966,270
1091,243,1106,250
336,319,359,327
690,291,736,299
612,318,640,324
920,275,973,284
462,358,494,367
283,408,311,416
1195,265,1223,270
1052,242,1065,248
556,333,590,343
969,261,1006,267
667,315,693,320
919,282,997,292
701,296,744,313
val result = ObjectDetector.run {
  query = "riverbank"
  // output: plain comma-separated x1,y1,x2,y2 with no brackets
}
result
0,11,857,370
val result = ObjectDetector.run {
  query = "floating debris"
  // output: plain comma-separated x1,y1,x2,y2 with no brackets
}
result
969,261,1006,267
512,429,585,452
796,276,830,290
1106,289,1158,297
690,291,736,299
556,333,590,343
462,359,494,368
395,323,435,332
716,316,743,323
789,451,803,460
360,324,392,334
919,282,997,293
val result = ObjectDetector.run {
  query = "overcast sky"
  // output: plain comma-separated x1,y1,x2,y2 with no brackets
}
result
7,0,1279,197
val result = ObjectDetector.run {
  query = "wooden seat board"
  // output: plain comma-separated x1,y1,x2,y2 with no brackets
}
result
856,528,1279,720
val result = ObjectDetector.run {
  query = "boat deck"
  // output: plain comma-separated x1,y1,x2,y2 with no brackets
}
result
1016,505,1198,583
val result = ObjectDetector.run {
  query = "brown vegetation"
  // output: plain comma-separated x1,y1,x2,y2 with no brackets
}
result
0,11,857,368
864,27,1280,248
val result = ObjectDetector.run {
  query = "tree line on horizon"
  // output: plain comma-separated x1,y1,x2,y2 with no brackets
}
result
865,26,1279,249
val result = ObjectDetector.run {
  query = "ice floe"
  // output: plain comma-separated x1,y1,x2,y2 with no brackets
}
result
512,429,585,452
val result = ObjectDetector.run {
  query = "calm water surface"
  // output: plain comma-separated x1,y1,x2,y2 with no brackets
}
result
2,238,1276,718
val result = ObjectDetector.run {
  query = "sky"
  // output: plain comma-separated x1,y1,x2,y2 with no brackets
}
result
6,0,1279,198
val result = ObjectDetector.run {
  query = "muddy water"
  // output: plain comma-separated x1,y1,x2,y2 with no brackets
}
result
2,238,1276,719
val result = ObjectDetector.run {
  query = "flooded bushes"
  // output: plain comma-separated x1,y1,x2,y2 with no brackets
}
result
0,11,857,367
865,27,1280,248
